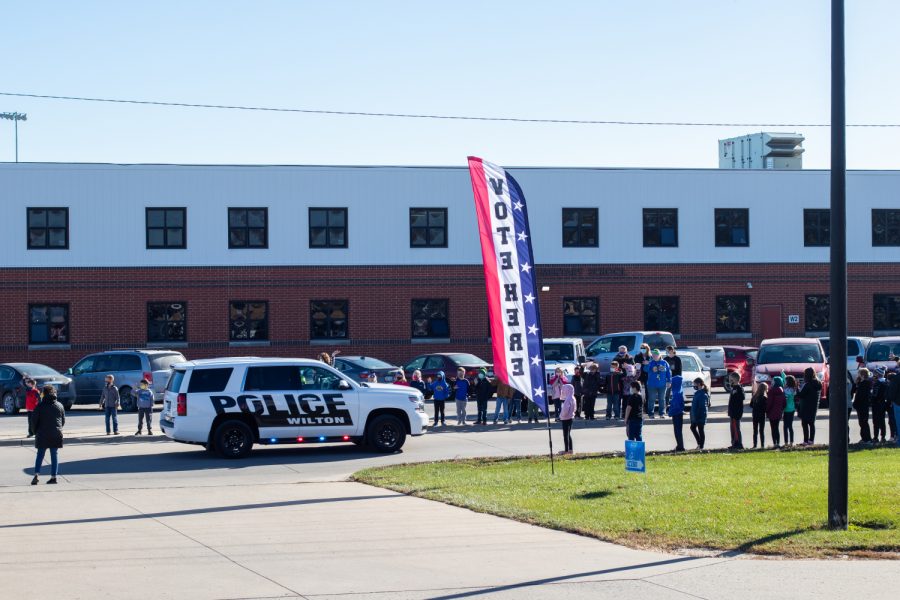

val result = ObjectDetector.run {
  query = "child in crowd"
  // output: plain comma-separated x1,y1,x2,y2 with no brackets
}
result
24,377,40,438
429,371,450,426
607,360,622,420
99,374,120,436
452,367,470,426
689,378,709,450
559,383,575,454
393,371,409,386
766,377,786,449
871,367,888,442
750,382,768,448
782,374,798,446
581,362,600,420
510,388,523,423
571,366,583,419
409,370,427,395
727,372,745,450
548,367,568,421
667,375,685,451
852,368,873,443
645,349,671,418
134,378,154,436
473,369,492,425
493,378,512,425
623,381,644,441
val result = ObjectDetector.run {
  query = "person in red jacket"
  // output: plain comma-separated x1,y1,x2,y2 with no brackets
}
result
24,377,41,438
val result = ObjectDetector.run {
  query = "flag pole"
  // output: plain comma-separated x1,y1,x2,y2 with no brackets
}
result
544,398,556,474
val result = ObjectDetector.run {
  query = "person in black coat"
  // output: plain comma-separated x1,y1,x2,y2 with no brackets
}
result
31,385,65,485
581,363,601,420
726,372,745,450
852,369,873,443
796,368,822,445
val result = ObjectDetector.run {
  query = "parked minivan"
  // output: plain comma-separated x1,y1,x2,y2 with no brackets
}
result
584,331,676,387
819,336,871,378
67,349,186,411
865,336,900,372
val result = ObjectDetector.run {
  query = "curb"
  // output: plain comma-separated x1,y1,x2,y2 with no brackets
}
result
0,435,172,448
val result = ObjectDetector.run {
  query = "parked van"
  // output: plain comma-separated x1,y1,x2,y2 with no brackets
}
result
819,336,872,378
865,336,900,372
67,349,186,411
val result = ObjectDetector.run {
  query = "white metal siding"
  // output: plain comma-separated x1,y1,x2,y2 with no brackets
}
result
0,163,897,267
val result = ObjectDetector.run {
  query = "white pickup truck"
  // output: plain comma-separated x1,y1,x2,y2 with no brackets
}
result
543,338,587,383
160,357,428,458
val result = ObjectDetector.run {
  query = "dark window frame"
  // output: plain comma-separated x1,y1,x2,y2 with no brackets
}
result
561,208,599,248
715,295,751,334
873,294,900,331
562,297,599,336
229,300,269,341
643,296,680,334
26,207,69,250
642,208,678,247
805,294,830,333
803,209,830,247
227,207,269,249
411,299,450,338
147,301,187,343
409,207,448,248
28,303,70,344
308,207,348,249
310,299,349,340
872,209,900,247
146,207,187,249
714,208,750,247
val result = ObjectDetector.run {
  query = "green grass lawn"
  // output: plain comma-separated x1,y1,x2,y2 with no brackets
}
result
354,447,900,558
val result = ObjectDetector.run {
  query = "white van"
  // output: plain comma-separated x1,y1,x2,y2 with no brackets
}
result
160,357,428,458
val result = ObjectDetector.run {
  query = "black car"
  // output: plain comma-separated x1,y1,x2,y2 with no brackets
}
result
333,356,404,384
0,363,74,413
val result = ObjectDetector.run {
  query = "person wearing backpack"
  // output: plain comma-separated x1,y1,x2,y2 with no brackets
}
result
689,378,709,450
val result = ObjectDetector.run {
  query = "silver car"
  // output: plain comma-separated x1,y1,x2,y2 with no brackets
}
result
67,349,186,411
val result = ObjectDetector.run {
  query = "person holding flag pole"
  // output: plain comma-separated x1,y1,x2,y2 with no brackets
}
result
467,156,557,471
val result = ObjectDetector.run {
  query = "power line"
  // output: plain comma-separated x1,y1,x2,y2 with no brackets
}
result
2,90,899,128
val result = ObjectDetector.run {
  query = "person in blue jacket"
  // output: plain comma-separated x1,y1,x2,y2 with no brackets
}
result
429,371,451,427
667,375,686,451
689,377,710,450
452,367,471,426
645,349,672,418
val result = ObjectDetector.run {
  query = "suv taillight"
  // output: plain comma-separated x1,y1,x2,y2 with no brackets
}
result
143,372,153,385
177,393,187,416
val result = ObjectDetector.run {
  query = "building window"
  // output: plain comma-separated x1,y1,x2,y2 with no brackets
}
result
229,301,268,341
563,297,598,335
309,208,348,248
716,295,750,334
715,208,749,247
146,208,186,249
805,295,830,333
561,208,598,247
410,208,448,248
147,302,187,342
27,208,69,249
642,208,678,247
310,300,349,339
29,304,69,344
411,299,449,338
873,294,900,331
644,296,680,333
803,209,830,247
872,209,900,247
228,208,268,248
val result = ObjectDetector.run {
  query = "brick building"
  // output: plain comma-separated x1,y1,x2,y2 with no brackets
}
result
1,162,898,371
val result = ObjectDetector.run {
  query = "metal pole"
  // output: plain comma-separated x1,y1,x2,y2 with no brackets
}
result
828,0,849,530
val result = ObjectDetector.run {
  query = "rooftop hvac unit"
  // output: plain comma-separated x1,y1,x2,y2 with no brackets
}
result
718,132,804,169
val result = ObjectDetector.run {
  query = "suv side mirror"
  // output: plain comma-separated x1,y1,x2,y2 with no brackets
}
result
338,380,352,390
66,368,73,375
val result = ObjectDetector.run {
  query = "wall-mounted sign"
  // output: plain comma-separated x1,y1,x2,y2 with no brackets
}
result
787,314,800,324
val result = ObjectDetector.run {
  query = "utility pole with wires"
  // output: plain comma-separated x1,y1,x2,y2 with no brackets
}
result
1,111,27,162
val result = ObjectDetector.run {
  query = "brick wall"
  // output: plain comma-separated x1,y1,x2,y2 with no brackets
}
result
1,263,897,371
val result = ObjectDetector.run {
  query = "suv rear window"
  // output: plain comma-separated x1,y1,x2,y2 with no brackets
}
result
151,353,187,372
166,369,186,392
187,368,233,393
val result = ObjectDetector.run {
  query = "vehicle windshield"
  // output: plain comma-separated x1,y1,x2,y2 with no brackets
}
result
448,353,488,366
679,356,701,371
587,335,636,354
11,363,60,377
757,344,823,365
867,341,900,362
543,343,575,362
347,357,396,369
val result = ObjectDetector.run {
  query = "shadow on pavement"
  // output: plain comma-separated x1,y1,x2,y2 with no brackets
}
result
0,493,400,529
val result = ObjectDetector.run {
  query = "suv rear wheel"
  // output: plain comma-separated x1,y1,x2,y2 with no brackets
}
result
213,420,254,459
2,393,18,415
366,415,406,453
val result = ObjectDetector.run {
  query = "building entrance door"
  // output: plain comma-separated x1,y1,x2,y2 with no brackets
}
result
760,305,783,340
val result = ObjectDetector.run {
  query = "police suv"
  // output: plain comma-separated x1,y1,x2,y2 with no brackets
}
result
160,357,428,458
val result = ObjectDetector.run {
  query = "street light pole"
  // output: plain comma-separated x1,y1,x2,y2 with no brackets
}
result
0,111,27,162
828,0,849,530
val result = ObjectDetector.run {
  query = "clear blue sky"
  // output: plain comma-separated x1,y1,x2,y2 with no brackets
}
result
1,0,898,168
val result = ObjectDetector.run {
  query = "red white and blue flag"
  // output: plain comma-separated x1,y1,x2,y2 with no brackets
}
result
468,157,547,414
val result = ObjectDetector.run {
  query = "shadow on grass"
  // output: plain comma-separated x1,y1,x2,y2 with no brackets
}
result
726,528,810,555
571,490,612,500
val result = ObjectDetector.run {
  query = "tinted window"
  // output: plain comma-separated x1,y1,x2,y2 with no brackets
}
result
757,344,823,365
13,364,60,377
93,355,120,373
587,335,637,354
643,333,676,350
187,368,233,393
298,366,344,390
448,354,487,366
167,370,186,392
347,357,395,369
118,355,143,372
244,366,302,391
0,367,14,381
72,356,97,375
544,344,575,362
404,357,426,371
866,341,900,362
643,208,678,247
151,353,187,372
423,356,444,370
819,339,830,357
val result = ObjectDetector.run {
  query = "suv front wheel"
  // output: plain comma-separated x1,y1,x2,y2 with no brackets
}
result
366,415,406,453
213,420,254,459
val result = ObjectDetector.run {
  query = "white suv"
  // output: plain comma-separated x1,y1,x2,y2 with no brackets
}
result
160,357,428,458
